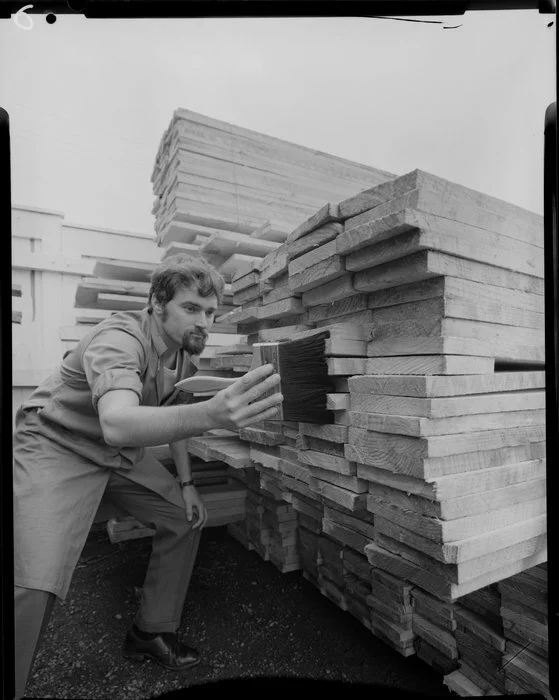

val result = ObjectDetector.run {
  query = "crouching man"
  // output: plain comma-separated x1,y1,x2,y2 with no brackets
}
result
13,254,282,697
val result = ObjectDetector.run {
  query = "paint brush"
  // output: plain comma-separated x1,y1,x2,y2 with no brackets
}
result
175,330,335,423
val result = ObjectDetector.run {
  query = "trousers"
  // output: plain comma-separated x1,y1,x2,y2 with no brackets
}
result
14,411,202,698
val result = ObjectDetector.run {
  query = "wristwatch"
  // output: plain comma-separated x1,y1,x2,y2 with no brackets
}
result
180,479,195,488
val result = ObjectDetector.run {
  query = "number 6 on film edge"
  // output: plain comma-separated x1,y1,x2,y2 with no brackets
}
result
13,5,34,31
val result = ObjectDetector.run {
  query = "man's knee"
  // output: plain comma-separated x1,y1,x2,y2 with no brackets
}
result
156,504,195,538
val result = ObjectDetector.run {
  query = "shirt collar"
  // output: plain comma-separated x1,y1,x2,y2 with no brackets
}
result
146,309,171,358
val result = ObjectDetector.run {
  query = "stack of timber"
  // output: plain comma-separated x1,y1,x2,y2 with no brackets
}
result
292,494,324,586
444,586,507,696
367,567,416,656
498,564,550,698
411,588,458,673
439,563,550,697
188,168,547,670
356,371,546,602
151,108,395,253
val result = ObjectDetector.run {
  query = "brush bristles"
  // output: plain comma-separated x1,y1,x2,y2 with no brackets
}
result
259,331,335,424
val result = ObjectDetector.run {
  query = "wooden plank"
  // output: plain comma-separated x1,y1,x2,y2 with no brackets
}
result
297,449,356,475
321,517,370,552
75,277,150,306
504,650,551,699
375,507,546,564
215,302,260,325
415,641,459,675
239,426,286,446
259,244,289,282
95,293,147,311
353,249,544,295
288,240,338,277
326,393,350,411
443,670,485,697
454,608,506,651
339,210,543,278
366,295,544,331
458,661,505,695
364,355,494,375
91,257,157,282
286,222,343,261
202,230,279,258
231,270,260,293
250,447,282,471
301,275,356,308
257,297,304,321
251,219,296,243
298,423,348,443
288,254,346,295
412,614,458,659
368,479,546,521
366,335,496,358
309,466,368,493
366,496,546,544
378,530,547,586
359,460,545,501
187,435,252,469
365,542,547,602
251,324,314,342
411,588,456,627
327,358,367,376
278,458,311,484
171,110,394,185
286,203,344,243
261,279,303,306
346,371,545,398
324,505,375,538
348,409,546,438
366,274,544,312
365,316,544,364
297,434,345,457
341,170,542,246
306,293,369,323
309,477,368,511
219,253,262,280
347,425,545,469
354,443,546,482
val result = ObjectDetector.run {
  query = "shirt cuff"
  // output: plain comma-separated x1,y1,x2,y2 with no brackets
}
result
91,370,143,411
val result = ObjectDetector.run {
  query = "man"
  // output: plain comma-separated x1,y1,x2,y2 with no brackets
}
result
13,254,282,697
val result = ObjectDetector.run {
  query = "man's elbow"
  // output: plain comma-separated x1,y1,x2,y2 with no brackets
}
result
99,413,127,447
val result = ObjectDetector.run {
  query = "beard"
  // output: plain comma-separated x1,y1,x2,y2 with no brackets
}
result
181,330,208,355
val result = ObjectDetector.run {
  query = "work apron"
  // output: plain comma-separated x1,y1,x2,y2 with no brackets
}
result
13,407,185,601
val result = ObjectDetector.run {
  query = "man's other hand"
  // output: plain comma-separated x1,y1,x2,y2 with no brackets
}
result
181,485,207,529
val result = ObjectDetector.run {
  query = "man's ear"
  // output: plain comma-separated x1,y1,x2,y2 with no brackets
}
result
151,295,165,317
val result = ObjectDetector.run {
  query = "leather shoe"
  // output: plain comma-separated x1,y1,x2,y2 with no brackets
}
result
123,627,200,670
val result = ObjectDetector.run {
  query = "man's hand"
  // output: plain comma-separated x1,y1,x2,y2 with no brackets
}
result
205,363,283,430
182,485,207,529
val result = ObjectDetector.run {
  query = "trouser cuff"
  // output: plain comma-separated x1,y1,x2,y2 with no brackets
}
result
133,613,179,634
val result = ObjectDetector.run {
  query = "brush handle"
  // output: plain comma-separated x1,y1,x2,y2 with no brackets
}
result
174,345,265,394
174,375,238,393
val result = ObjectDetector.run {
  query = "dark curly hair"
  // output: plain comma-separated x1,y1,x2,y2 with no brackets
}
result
148,253,225,311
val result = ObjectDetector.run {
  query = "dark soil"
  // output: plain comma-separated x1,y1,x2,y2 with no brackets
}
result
25,526,452,700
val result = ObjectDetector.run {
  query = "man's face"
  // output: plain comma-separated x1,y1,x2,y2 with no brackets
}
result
155,285,217,355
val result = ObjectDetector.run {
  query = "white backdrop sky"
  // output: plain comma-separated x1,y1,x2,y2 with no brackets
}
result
1,11,555,237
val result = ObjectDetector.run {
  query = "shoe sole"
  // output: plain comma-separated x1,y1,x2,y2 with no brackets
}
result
123,650,201,671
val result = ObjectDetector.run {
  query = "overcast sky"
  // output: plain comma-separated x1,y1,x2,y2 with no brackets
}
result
1,11,555,238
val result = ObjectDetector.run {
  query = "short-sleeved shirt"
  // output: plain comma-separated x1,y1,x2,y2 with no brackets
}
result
21,309,199,470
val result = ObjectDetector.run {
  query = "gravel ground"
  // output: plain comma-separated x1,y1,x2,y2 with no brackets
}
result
26,526,452,700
